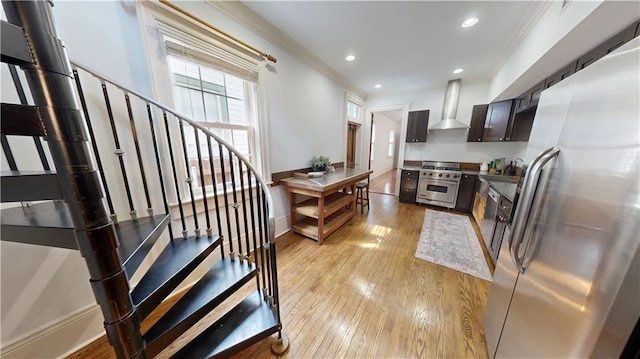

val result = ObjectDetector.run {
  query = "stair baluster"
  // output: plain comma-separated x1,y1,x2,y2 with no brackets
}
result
238,161,252,260
73,68,116,220
194,126,213,238
178,120,200,237
228,151,244,258
218,143,235,258
146,104,173,239
207,136,225,258
102,82,136,220
124,94,153,217
164,111,188,238
1,135,17,170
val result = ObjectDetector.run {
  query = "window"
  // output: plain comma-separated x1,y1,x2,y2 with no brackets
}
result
387,130,395,157
168,55,258,191
347,101,361,120
150,17,265,195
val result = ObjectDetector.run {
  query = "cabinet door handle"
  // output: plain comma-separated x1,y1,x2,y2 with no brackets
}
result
477,138,481,142
499,137,503,141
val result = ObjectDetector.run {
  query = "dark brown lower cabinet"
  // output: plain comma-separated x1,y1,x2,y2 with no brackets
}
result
399,170,419,203
455,174,477,213
489,196,513,263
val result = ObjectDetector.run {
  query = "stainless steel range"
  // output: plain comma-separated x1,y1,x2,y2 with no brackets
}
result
416,161,462,208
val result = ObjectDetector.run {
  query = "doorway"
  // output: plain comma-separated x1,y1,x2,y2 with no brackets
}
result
346,123,357,169
367,110,402,195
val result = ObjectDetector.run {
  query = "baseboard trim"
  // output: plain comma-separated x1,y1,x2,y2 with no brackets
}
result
275,214,290,238
0,304,104,359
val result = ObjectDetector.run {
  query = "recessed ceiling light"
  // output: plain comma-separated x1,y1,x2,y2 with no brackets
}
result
374,84,382,88
461,17,479,28
453,68,464,74
345,55,356,62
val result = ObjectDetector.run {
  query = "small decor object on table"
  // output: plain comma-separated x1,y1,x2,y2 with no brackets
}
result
309,155,331,172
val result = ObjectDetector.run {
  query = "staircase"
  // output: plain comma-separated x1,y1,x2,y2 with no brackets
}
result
0,1,286,358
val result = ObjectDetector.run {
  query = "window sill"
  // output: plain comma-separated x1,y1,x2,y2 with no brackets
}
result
168,182,271,220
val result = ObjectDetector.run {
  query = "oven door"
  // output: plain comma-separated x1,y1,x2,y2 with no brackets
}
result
417,178,459,208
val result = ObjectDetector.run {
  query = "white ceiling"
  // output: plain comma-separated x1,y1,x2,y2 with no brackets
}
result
241,1,548,97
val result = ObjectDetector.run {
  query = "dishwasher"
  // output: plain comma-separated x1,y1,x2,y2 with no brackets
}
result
481,187,500,249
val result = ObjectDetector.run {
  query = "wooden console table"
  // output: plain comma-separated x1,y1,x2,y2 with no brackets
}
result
282,169,372,244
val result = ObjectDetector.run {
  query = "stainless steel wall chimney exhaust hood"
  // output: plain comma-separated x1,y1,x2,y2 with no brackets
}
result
429,79,470,130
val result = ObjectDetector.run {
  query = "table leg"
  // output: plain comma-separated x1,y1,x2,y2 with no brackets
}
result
318,194,325,245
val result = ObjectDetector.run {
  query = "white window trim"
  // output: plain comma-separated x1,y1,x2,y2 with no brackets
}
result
137,1,272,213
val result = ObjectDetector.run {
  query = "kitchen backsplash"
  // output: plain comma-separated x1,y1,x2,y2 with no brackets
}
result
404,141,528,164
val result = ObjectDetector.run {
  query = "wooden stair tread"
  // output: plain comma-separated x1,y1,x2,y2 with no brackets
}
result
143,258,257,357
0,202,170,277
116,214,171,277
0,201,76,249
1,103,46,136
171,291,279,359
294,192,352,218
1,20,33,66
1,170,62,202
132,234,223,320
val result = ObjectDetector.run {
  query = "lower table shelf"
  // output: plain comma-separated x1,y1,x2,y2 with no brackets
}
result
292,209,352,241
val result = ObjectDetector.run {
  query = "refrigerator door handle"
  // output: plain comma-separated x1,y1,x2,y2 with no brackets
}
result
508,147,553,251
510,147,560,273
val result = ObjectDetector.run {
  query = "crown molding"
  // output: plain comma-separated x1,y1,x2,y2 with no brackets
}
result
488,1,553,80
205,0,368,99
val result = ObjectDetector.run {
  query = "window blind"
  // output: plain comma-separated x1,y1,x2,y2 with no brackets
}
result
156,20,260,83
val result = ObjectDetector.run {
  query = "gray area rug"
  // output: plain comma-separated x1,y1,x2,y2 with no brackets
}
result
415,209,492,281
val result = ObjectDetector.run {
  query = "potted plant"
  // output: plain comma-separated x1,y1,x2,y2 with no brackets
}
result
309,155,331,172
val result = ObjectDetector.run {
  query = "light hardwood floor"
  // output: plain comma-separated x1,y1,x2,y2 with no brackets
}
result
67,193,491,359
368,169,397,195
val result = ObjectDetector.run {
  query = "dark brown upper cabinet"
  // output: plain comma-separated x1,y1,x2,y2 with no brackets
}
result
406,110,429,143
467,104,488,142
515,81,544,113
544,62,576,89
576,20,638,73
507,108,535,142
482,100,514,142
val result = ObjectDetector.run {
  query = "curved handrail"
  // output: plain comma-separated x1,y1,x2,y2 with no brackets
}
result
70,60,276,243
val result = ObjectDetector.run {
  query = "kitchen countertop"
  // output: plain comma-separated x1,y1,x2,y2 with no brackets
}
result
400,166,422,171
487,181,518,203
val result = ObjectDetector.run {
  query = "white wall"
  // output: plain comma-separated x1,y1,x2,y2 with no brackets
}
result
370,113,399,178
1,0,351,356
366,80,527,167
489,0,640,101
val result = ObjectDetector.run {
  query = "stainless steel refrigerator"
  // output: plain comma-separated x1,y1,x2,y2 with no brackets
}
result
483,37,640,358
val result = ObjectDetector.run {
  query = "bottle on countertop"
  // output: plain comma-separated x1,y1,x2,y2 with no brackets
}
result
480,160,489,173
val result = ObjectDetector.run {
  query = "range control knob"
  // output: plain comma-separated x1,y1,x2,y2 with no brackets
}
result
438,173,443,177
453,175,459,178
446,174,450,178
429,173,433,176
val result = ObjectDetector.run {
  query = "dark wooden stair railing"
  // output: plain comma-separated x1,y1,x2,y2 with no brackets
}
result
0,1,287,357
